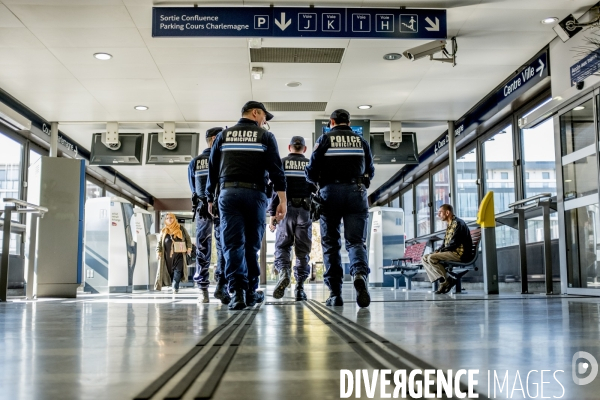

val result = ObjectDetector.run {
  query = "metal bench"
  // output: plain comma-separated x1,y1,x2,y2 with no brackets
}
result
438,228,482,294
383,242,427,290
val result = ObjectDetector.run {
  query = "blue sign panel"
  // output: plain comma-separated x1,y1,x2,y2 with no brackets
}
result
570,49,600,86
152,7,446,39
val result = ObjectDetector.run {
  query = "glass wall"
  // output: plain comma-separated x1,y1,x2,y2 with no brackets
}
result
416,178,430,236
483,125,516,214
402,188,414,240
561,97,600,290
433,166,450,231
0,133,23,254
457,148,478,223
522,118,556,198
86,180,103,200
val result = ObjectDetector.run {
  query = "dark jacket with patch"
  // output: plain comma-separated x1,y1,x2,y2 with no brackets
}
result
188,148,211,198
205,118,286,202
267,153,317,216
305,125,374,187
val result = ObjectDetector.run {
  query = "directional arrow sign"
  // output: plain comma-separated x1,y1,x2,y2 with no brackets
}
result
275,12,292,31
152,7,446,39
536,59,545,77
425,17,440,32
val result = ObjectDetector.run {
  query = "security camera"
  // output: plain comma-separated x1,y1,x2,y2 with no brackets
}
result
403,40,447,61
159,122,178,150
102,122,121,150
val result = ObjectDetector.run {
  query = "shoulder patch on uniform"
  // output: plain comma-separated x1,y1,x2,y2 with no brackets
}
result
313,143,319,150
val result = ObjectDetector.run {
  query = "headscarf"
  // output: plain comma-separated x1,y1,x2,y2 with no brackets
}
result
161,212,183,240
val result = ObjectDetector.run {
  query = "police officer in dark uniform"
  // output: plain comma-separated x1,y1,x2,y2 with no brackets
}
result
206,101,287,310
268,136,316,301
306,109,375,308
187,127,230,305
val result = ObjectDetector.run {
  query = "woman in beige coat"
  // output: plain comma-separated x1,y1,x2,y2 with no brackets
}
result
155,213,192,293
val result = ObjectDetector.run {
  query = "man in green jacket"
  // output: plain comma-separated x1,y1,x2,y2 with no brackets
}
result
422,204,473,294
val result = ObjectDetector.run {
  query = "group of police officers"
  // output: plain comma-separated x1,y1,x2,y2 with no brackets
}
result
188,101,375,310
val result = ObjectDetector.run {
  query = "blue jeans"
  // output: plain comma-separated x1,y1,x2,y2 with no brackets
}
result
194,214,213,289
219,188,267,291
320,183,370,294
274,205,312,282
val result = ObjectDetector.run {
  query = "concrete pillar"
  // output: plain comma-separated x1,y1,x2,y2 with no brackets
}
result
448,121,457,210
49,122,58,157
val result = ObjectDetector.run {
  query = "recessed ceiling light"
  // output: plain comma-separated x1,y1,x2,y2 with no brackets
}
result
358,105,372,110
94,52,112,60
574,106,585,111
134,105,148,111
383,53,402,61
541,17,559,25
286,82,302,87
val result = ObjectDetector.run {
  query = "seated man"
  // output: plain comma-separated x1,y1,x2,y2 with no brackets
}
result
422,204,473,294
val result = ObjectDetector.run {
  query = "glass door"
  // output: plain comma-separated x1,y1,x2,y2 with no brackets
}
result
559,96,600,292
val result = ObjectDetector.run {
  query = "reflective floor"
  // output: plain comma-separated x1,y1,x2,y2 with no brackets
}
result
1,285,599,399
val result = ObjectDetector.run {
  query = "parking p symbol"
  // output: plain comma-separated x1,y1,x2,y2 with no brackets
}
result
255,15,269,30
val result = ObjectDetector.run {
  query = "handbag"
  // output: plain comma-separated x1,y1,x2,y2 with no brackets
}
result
172,241,187,253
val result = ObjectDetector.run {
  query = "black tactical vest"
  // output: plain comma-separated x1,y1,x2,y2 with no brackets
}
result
319,128,365,185
219,123,268,186
194,153,210,197
282,153,312,199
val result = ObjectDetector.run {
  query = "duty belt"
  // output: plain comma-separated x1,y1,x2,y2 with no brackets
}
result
320,177,365,187
288,197,310,209
221,181,266,192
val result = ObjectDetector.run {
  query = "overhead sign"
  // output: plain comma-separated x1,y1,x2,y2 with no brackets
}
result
152,7,446,39
570,48,600,86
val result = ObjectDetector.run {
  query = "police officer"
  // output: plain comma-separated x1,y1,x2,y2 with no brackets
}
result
305,109,375,308
188,127,230,305
268,136,317,301
206,101,287,310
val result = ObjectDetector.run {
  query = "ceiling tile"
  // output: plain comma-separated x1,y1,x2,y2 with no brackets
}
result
28,28,145,47
0,28,46,48
49,47,155,65
149,47,249,64
6,5,135,28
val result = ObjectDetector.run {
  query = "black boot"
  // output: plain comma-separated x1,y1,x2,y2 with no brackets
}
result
214,282,231,305
246,289,265,307
273,268,291,299
228,289,246,310
353,274,371,308
325,290,343,306
295,280,307,301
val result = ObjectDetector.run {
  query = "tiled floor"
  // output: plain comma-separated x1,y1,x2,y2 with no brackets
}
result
1,284,599,399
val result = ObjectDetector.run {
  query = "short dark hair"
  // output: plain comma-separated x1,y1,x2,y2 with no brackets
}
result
439,204,454,214
292,143,304,152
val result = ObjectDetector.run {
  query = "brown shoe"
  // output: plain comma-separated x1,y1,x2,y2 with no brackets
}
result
438,277,457,294
435,277,455,294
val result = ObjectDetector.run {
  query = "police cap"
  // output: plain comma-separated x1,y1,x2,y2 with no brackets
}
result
206,127,223,139
290,136,305,146
241,101,274,121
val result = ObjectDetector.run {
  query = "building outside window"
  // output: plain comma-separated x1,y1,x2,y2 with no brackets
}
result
457,149,478,223
402,188,415,240
433,166,450,231
416,178,430,236
0,133,23,254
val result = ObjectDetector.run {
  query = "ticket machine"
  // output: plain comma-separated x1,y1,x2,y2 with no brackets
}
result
367,207,405,287
84,197,137,293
